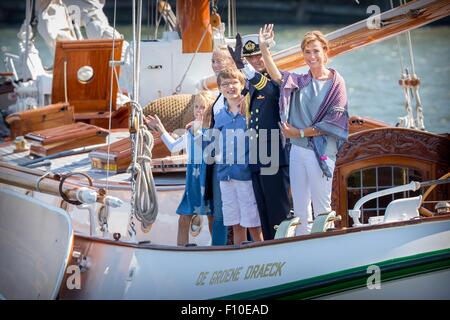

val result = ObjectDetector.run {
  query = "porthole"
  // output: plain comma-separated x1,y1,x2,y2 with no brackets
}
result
77,66,94,83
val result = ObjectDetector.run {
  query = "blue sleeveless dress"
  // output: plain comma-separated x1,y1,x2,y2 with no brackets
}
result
176,128,212,215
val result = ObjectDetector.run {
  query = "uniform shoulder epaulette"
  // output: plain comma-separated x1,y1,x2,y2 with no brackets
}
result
254,74,268,91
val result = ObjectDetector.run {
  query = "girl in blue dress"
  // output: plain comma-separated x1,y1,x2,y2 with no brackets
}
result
146,91,216,246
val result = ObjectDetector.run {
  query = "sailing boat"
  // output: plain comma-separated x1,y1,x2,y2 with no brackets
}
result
0,0,449,299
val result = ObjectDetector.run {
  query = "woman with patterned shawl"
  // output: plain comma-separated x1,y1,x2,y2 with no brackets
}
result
258,24,349,235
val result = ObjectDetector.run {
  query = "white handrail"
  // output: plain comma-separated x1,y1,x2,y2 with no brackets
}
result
353,181,420,212
349,181,420,226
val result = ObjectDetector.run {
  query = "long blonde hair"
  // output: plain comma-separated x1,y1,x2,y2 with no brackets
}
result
193,91,217,129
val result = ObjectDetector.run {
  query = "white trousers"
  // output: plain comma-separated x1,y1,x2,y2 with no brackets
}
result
289,145,335,236
220,179,261,228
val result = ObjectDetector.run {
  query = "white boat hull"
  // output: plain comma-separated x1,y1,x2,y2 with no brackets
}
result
58,217,450,299
1,176,449,300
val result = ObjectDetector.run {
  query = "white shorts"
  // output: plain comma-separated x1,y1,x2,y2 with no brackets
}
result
219,179,261,228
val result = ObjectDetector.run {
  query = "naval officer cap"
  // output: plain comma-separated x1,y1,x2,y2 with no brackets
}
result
241,34,275,57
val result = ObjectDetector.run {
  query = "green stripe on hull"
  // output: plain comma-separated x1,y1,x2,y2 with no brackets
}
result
214,248,450,300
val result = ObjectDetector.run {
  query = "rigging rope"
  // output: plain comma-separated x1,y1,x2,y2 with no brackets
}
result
412,82,425,130
400,0,425,130
174,23,211,94
23,0,31,73
398,70,415,129
147,0,151,40
405,30,416,76
105,0,118,193
128,0,139,240
63,61,68,104
154,0,164,39
227,0,237,37
392,0,425,131
232,0,237,36
227,0,231,38
389,0,405,74
401,0,417,77
127,0,159,239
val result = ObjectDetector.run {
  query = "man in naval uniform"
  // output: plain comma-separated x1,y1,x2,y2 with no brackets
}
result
228,34,290,240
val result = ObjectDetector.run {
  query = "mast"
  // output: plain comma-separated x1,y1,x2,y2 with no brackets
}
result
176,0,213,53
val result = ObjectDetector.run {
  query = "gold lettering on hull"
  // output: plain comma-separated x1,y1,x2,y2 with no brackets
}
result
195,261,286,286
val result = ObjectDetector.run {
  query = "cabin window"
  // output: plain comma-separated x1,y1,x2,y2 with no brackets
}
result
347,166,422,223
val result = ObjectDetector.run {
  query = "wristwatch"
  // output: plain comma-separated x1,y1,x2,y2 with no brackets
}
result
299,129,305,138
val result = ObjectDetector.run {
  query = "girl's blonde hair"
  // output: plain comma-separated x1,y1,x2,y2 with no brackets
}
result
301,30,330,63
194,90,217,128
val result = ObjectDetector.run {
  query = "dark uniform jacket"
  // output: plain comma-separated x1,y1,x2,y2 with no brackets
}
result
247,72,289,172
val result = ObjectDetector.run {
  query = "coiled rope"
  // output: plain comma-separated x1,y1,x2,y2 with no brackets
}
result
127,101,159,235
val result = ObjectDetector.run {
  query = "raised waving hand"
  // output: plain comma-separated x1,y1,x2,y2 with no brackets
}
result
259,24,275,49
257,24,282,84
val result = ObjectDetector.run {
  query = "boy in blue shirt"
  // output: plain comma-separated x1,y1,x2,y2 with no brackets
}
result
213,69,263,245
